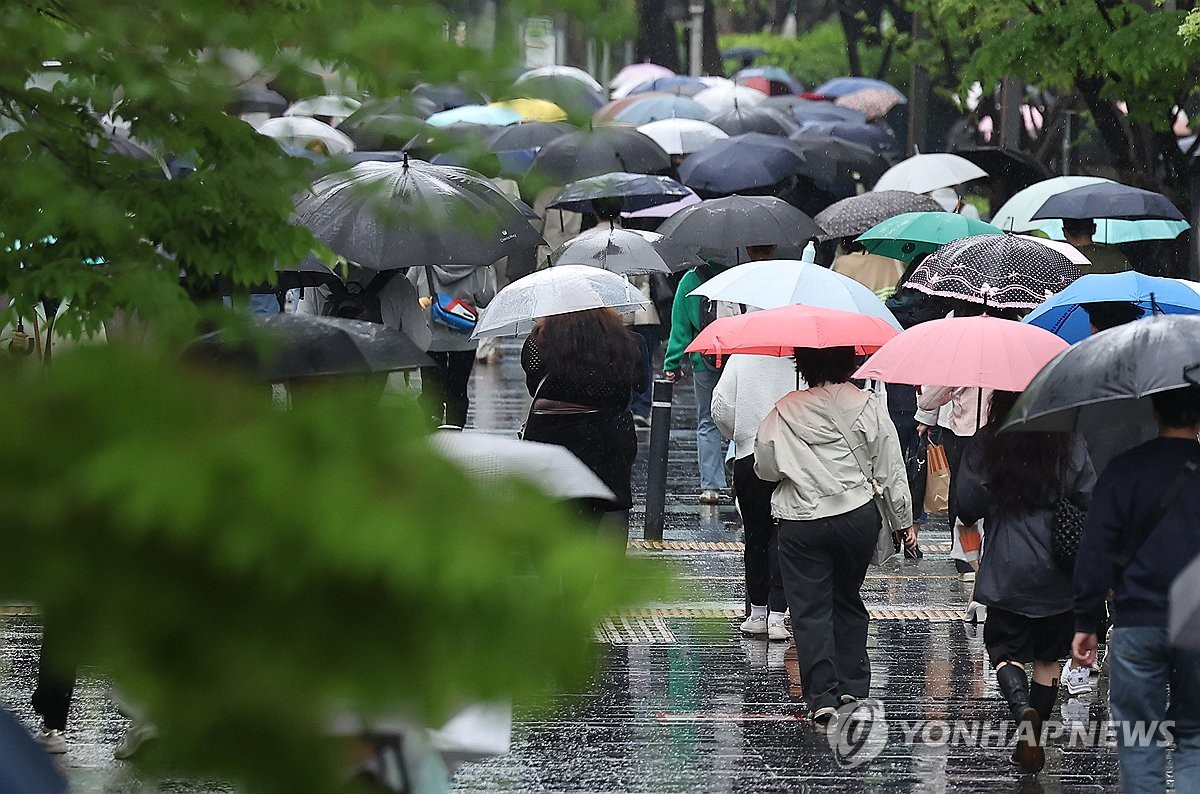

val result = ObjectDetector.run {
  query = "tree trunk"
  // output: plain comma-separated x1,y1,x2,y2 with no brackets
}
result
636,0,680,68
838,7,863,75
702,0,723,75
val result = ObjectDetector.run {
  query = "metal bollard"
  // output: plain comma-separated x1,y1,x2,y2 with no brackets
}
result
643,378,674,541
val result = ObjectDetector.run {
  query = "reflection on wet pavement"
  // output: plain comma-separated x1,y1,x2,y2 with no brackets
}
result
0,340,1133,791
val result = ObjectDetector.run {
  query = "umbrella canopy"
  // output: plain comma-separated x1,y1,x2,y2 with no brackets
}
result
429,148,535,180
872,153,988,194
854,315,1068,391
766,96,867,125
257,117,355,155
295,158,543,270
835,88,903,120
284,95,362,119
735,66,804,95
721,45,767,63
527,127,671,186
1002,315,1200,432
431,430,615,501
787,136,889,198
516,65,603,93
905,234,1082,309
693,84,768,114
547,172,691,214
1031,181,1187,222
549,227,700,274
610,94,710,125
1022,272,1200,343
490,98,568,122
216,255,344,297
185,314,435,381
794,121,901,159
856,212,1003,263
486,121,574,152
636,118,728,155
506,75,604,122
472,264,652,337
687,303,897,358
338,112,429,150
1014,234,1090,266
622,189,701,219
706,105,798,137
0,708,68,794
611,63,674,91
689,258,901,327
413,84,488,112
678,132,808,195
952,146,1051,192
622,75,708,97
815,77,905,99
657,195,825,249
814,190,945,240
232,84,289,115
426,105,522,127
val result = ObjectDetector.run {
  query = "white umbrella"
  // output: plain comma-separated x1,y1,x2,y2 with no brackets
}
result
516,65,603,93
283,95,362,120
430,431,615,501
688,259,902,329
622,189,701,219
472,265,652,338
257,116,355,155
636,118,728,155
871,153,988,195
1013,234,1090,266
609,63,674,93
692,84,768,114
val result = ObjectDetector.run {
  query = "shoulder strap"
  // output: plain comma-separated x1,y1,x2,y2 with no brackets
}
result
827,402,874,483
423,266,437,298
1115,448,1200,571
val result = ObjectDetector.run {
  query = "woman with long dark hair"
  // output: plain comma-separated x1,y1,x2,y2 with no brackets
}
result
955,390,1095,774
755,346,915,727
520,308,643,522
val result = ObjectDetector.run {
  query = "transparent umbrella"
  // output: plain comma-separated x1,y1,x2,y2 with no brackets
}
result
472,265,652,338
549,227,700,274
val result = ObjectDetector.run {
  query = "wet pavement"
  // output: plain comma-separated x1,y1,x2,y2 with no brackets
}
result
0,339,1135,791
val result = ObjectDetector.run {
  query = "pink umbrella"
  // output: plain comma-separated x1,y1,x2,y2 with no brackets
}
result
622,189,701,219
853,315,1068,392
610,64,675,95
687,304,897,358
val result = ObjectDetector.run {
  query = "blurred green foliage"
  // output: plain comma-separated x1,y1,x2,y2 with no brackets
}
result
0,347,670,791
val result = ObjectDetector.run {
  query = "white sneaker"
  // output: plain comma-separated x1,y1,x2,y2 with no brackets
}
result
740,616,768,635
767,621,791,641
37,728,67,754
811,706,838,729
113,722,158,760
699,489,721,505
964,601,987,623
1062,659,1093,695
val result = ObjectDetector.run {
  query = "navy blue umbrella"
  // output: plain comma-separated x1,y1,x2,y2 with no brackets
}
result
1031,182,1186,222
678,133,807,195
794,121,902,160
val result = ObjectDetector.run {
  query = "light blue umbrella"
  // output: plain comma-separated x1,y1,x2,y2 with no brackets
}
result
611,95,709,125
426,105,522,127
1022,272,1200,343
992,176,1190,243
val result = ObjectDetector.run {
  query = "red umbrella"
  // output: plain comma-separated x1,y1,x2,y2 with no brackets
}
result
686,304,898,360
852,315,1068,392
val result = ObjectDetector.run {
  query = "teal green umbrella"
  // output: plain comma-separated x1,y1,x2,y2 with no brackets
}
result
856,212,1002,262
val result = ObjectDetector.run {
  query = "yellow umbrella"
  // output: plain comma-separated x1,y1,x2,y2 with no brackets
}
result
490,98,568,122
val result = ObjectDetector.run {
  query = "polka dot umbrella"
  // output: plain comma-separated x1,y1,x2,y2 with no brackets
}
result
904,234,1082,310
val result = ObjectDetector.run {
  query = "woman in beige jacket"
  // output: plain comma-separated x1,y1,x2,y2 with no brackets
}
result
755,346,914,727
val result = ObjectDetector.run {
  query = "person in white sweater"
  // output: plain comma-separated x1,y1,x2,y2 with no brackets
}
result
712,354,802,641
755,346,915,727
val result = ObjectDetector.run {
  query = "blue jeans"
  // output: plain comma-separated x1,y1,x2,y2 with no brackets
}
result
1108,626,1200,793
693,366,727,490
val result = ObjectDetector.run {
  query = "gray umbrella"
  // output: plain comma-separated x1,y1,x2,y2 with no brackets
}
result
657,195,824,249
1002,315,1200,432
547,172,691,214
813,190,944,240
1031,182,1187,222
549,227,700,274
295,157,543,270
185,314,435,381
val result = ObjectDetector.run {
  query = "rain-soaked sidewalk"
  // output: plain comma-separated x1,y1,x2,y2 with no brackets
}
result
1,339,1130,791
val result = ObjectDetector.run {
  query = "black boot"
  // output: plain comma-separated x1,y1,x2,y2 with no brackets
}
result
1029,681,1058,724
995,663,1044,774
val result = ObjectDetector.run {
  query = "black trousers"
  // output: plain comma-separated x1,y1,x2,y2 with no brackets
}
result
31,622,75,731
420,350,477,428
733,455,786,612
778,501,879,711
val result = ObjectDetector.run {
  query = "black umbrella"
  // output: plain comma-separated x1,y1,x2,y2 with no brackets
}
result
186,314,434,381
657,195,824,248
338,112,429,150
795,121,902,160
231,84,289,115
764,96,867,125
548,172,691,214
412,84,488,112
788,136,889,198
721,46,767,62
813,190,945,240
402,122,490,161
295,157,544,270
906,234,1081,309
1003,315,1200,433
527,127,671,187
705,106,799,137
217,256,344,296
678,133,808,195
952,146,1050,192
550,227,700,274
1031,181,1187,222
487,121,574,152
355,95,440,120
0,709,67,794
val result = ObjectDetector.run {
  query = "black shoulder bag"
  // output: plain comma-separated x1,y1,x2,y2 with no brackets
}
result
321,271,397,323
